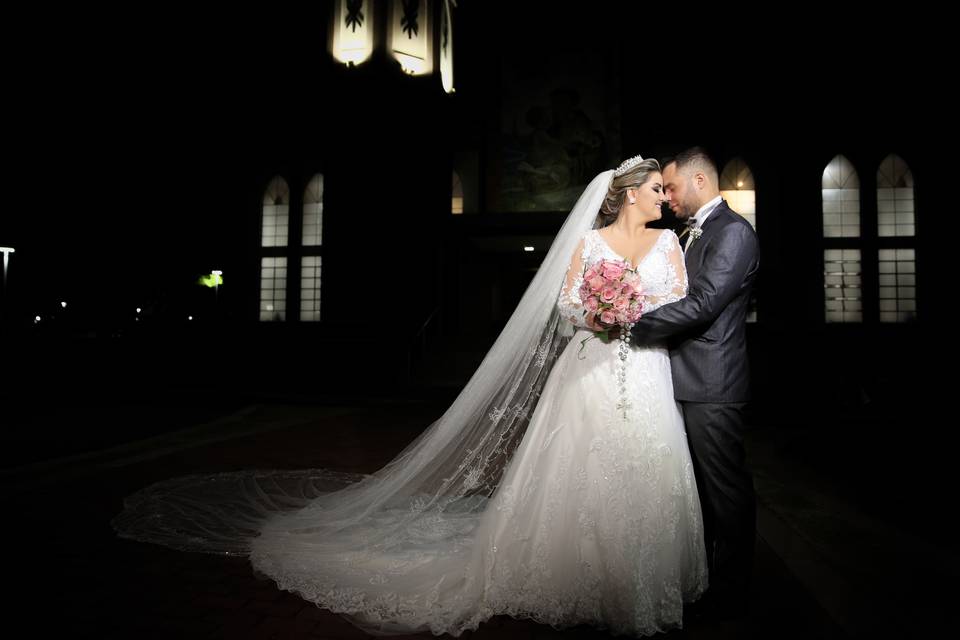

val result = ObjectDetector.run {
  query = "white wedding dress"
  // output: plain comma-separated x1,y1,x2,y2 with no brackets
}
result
111,171,706,636
245,227,707,637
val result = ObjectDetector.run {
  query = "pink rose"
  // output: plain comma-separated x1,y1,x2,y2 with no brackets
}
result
613,297,629,311
589,276,605,292
600,286,618,303
619,283,634,298
600,309,617,325
584,296,600,312
602,262,625,280
583,267,598,281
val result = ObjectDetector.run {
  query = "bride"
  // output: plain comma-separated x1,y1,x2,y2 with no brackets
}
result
112,155,707,637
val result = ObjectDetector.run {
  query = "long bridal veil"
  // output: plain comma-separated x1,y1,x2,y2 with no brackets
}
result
112,170,617,567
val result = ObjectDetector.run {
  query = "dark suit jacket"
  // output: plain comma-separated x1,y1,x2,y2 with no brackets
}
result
630,201,759,402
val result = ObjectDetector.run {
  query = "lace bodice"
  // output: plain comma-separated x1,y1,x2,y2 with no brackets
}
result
557,229,687,329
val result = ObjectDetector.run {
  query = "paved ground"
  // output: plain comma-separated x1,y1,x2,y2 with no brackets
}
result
3,394,952,638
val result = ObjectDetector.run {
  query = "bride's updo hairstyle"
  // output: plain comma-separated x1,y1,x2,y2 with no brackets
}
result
597,155,661,227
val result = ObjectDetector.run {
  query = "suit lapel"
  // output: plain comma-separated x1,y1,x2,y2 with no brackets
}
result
683,200,729,272
699,200,728,235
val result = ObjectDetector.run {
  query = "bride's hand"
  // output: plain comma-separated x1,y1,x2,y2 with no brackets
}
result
588,314,624,338
585,313,621,338
584,312,605,332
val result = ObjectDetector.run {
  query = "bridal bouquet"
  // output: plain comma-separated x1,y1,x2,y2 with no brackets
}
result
577,258,643,352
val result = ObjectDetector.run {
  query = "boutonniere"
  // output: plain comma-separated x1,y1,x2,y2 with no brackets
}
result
679,225,703,242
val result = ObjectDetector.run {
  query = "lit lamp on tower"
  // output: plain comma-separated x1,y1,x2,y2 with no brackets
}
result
332,0,374,66
389,0,433,76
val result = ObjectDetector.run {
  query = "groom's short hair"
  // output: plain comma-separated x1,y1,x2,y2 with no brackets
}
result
665,147,719,184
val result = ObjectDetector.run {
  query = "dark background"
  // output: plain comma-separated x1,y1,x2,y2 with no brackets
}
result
1,1,949,488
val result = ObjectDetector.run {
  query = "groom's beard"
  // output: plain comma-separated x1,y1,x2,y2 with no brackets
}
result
671,198,697,220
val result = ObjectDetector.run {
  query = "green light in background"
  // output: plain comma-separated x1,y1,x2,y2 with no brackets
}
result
196,273,224,288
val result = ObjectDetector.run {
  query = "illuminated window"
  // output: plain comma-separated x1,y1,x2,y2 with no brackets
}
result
260,177,290,322
300,256,322,322
261,177,290,248
824,249,862,323
259,173,326,323
878,249,916,323
260,257,287,322
822,155,860,238
303,174,324,246
876,154,918,322
720,158,757,322
877,154,915,238
299,174,325,321
452,171,464,214
822,155,863,323
719,157,756,230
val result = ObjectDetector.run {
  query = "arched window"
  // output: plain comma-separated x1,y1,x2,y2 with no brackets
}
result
259,177,290,321
877,154,917,322
261,177,289,248
300,174,324,321
720,158,757,322
452,171,464,214
302,174,324,246
822,156,861,322
822,155,860,238
719,157,756,230
877,154,914,238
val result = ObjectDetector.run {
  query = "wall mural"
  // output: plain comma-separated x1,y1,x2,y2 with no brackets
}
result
492,51,621,212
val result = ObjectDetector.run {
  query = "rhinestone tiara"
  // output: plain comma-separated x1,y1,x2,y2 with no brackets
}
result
614,154,644,177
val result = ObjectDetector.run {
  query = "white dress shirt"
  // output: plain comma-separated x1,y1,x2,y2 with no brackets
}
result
683,195,723,251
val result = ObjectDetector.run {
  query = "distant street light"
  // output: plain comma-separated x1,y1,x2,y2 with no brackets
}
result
0,246,13,289
0,247,14,323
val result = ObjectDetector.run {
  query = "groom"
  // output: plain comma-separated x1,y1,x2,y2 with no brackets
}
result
629,147,760,618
